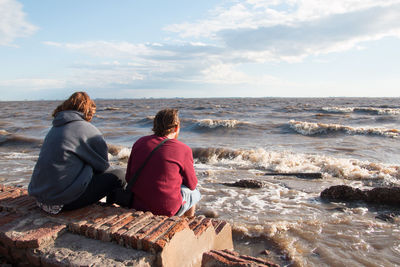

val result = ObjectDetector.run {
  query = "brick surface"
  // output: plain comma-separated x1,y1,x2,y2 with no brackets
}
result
154,218,188,250
129,215,168,250
213,220,228,234
81,207,120,239
0,212,22,227
96,210,133,241
67,205,107,233
202,249,280,267
1,195,35,212
15,222,67,248
113,211,152,245
121,212,155,248
142,216,182,252
193,218,212,236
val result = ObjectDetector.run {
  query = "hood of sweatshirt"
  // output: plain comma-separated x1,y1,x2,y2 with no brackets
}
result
52,110,85,127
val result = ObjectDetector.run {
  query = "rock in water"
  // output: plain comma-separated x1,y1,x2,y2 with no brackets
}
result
223,179,264,188
320,185,365,201
321,185,400,206
366,187,400,205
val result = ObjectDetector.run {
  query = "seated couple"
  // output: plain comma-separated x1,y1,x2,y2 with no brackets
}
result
28,92,201,217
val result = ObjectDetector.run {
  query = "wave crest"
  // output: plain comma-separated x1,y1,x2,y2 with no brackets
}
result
196,119,243,129
322,107,400,115
193,147,400,184
289,120,400,138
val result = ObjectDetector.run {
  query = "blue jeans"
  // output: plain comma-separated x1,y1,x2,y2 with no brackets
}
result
175,185,201,216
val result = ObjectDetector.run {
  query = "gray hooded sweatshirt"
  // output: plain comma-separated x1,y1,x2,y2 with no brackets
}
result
28,110,109,205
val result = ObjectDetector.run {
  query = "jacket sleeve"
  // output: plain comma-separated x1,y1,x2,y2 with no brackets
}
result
75,127,110,173
180,146,198,190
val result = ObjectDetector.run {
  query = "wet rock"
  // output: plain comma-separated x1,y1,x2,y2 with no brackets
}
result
202,209,219,218
321,185,400,206
223,179,265,188
375,213,397,223
365,187,400,205
320,185,365,201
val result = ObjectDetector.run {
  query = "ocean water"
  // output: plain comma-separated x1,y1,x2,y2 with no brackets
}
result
1,97,400,266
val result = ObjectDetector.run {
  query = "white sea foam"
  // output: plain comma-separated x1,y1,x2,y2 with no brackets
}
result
195,148,400,184
322,107,355,113
196,119,242,128
4,152,37,160
322,107,400,115
289,120,400,138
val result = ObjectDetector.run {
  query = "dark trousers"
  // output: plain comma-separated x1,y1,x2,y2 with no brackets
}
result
63,168,125,211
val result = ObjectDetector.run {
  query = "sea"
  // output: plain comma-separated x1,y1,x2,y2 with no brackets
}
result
1,97,399,266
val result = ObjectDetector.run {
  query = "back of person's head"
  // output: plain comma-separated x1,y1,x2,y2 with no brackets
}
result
52,91,96,121
152,109,180,137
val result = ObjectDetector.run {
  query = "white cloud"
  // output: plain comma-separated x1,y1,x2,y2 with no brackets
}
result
43,41,154,59
37,0,400,95
165,0,400,62
0,0,37,46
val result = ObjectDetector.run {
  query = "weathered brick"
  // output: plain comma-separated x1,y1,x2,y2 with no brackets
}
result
121,213,155,248
202,249,280,267
56,205,97,222
142,216,181,252
111,211,148,243
154,218,188,250
0,212,22,227
67,205,107,233
83,207,121,239
188,216,204,231
96,211,134,242
193,218,212,236
129,215,167,250
1,195,35,212
0,190,21,201
15,222,67,248
213,220,228,234
0,213,27,247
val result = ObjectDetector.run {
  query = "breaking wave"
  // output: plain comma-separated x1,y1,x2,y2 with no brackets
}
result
0,130,42,148
192,147,400,184
321,107,400,115
289,120,400,138
193,119,247,129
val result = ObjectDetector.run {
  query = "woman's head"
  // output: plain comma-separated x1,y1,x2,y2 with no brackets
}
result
52,92,96,121
152,109,180,137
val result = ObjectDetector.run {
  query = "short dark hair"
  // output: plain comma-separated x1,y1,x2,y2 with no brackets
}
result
152,109,180,137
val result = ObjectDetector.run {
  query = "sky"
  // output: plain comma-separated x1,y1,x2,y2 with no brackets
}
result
0,0,400,100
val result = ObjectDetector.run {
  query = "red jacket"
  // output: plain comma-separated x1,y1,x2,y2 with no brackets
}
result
125,135,198,216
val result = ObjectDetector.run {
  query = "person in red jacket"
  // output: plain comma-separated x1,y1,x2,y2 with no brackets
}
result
125,109,201,217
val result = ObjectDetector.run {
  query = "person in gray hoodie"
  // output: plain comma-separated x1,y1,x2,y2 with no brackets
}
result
28,92,124,214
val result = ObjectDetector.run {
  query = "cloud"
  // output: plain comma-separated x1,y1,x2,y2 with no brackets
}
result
219,4,400,61
0,0,38,46
165,0,400,62
38,0,400,96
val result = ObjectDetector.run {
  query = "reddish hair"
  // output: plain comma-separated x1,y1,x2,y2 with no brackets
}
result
52,92,96,121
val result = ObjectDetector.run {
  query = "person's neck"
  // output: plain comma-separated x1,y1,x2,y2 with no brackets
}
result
165,132,177,139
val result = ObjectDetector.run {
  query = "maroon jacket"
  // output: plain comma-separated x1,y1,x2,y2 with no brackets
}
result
125,135,198,216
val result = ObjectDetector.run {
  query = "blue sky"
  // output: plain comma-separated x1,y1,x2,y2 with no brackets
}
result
1,0,400,100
